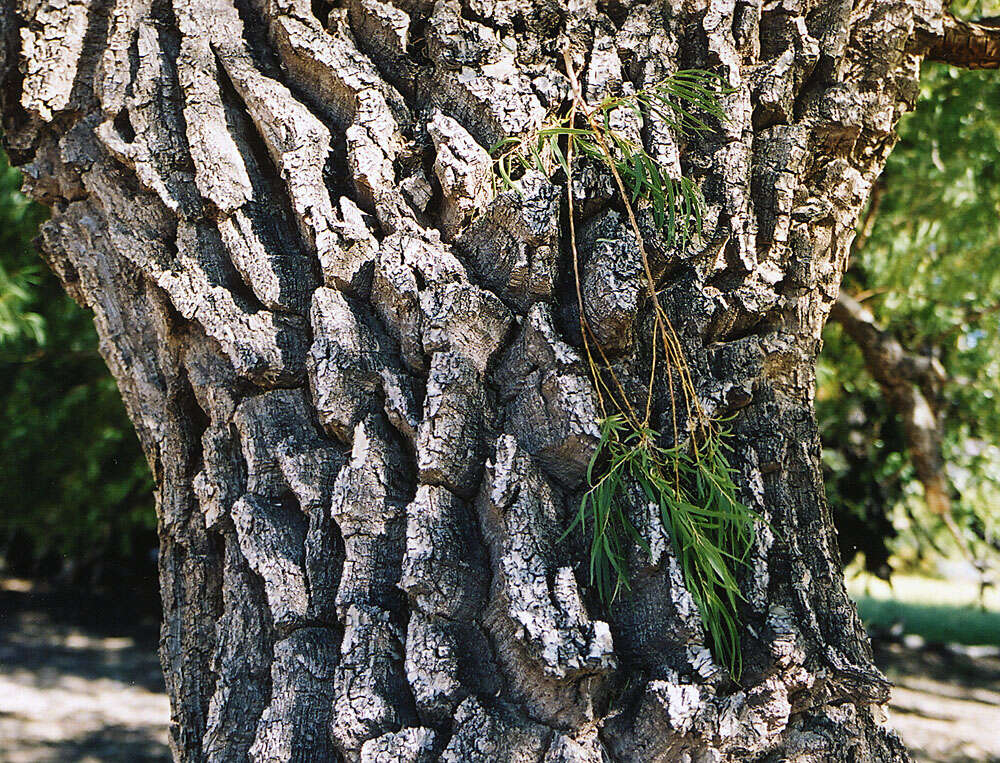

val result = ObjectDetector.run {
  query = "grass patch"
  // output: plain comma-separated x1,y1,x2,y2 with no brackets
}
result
855,598,1000,647
850,573,1000,646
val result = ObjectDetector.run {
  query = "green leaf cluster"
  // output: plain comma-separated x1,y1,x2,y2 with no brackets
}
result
501,65,759,676
0,153,46,347
568,416,758,676
491,71,726,242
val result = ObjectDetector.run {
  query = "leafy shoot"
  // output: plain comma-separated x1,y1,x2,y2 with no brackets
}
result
566,416,760,678
499,60,757,678
490,70,728,244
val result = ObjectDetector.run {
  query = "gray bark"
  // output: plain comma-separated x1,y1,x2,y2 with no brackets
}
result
0,0,970,759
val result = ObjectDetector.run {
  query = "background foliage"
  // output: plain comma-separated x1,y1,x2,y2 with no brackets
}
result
2,43,1000,584
0,150,154,582
820,56,1000,578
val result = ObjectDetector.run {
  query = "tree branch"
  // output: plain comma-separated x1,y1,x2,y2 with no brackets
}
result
830,291,951,515
933,299,1000,342
922,13,1000,70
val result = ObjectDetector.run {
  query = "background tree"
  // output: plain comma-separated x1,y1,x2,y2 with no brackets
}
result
821,40,1000,581
3,0,999,760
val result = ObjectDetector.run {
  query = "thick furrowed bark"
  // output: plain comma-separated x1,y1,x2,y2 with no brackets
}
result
1,0,957,759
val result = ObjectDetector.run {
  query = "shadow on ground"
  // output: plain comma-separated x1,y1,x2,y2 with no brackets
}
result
0,723,170,763
2,577,999,762
0,578,169,762
873,638,1000,763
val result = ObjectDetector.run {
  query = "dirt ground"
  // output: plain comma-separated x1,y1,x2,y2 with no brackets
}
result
0,578,169,762
1,578,998,762
875,640,1000,763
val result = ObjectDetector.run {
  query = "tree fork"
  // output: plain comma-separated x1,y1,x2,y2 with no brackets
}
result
0,0,969,760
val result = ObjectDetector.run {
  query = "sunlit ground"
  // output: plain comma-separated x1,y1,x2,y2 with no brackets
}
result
849,572,1000,763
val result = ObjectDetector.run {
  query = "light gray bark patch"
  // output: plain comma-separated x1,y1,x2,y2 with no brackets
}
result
602,481,715,678
233,388,345,622
250,627,339,762
750,12,821,129
604,666,802,763
419,281,513,374
345,0,415,99
543,731,604,763
331,604,416,760
427,58,545,147
193,422,245,531
305,284,383,439
400,485,488,619
400,485,498,724
479,436,615,726
84,160,308,385
360,726,437,763
268,10,410,128
495,306,600,487
440,696,551,763
602,604,882,762
346,87,412,229
428,109,493,240
200,52,322,313
751,125,809,266
403,612,465,724
421,0,545,146
425,0,501,69
400,168,434,214
94,22,201,217
308,286,419,445
94,0,154,117
184,330,245,532
231,494,310,629
216,207,316,314
279,445,346,624
416,352,489,497
213,24,353,291
583,25,623,102
371,231,466,373
19,0,92,121
454,171,561,312
330,415,410,617
233,388,341,500
262,6,415,236
173,0,254,214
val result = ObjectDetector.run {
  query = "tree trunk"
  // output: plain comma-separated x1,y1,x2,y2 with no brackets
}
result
0,0,962,760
